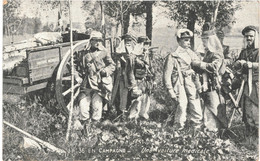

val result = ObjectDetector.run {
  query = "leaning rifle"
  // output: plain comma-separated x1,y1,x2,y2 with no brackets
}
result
227,79,245,128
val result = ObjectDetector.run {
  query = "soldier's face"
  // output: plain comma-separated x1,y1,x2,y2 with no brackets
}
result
125,39,134,48
244,30,255,46
202,37,208,49
90,38,102,49
179,38,191,49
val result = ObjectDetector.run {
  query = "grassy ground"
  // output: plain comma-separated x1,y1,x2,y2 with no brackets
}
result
2,91,258,160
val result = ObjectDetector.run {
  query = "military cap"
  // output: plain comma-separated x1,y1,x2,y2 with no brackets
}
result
137,36,151,43
242,25,258,35
90,31,103,40
176,29,193,39
121,32,137,42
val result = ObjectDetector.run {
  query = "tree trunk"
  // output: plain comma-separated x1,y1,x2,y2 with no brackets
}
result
187,10,197,50
145,1,153,41
123,12,130,35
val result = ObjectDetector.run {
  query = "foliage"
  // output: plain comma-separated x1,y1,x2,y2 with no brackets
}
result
162,1,241,49
163,1,241,31
82,1,154,37
103,1,144,34
3,97,258,160
3,0,22,35
17,17,42,34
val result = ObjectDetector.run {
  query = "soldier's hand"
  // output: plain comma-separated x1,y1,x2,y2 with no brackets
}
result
125,53,135,61
206,63,217,73
75,76,83,84
243,61,253,69
233,60,246,70
100,69,107,77
169,89,177,101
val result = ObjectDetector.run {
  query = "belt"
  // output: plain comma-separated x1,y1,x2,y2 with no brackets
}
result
181,69,194,77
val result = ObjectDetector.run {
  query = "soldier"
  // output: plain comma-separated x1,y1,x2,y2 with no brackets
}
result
113,32,143,117
128,36,155,120
233,26,258,147
216,30,232,66
192,23,226,132
163,29,203,130
76,31,115,125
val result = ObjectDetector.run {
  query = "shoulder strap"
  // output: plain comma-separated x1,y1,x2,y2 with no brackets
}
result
174,58,184,86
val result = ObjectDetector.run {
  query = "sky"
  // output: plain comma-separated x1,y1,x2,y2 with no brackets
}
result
234,1,259,29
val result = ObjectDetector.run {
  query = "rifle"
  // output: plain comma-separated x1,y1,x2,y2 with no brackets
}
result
227,79,244,128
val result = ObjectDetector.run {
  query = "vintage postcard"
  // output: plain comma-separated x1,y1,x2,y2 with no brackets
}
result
2,0,259,160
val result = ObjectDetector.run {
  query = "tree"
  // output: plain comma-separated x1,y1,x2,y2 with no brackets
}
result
163,1,241,49
17,17,42,34
143,1,155,41
104,1,157,40
3,0,22,35
103,1,143,35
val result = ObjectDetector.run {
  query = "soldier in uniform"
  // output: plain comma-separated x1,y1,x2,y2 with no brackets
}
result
163,29,203,130
217,30,232,66
128,36,155,120
192,23,227,132
233,26,259,147
76,31,115,124
113,33,143,117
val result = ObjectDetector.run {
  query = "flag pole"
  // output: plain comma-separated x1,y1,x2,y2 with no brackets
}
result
66,0,74,142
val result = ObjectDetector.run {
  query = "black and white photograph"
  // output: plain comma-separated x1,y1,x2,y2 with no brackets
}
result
2,0,259,160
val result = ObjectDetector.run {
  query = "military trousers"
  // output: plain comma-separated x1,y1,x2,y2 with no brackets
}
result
242,81,259,129
174,75,203,127
79,92,103,121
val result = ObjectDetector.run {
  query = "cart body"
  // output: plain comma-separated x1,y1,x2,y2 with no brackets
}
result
3,40,83,95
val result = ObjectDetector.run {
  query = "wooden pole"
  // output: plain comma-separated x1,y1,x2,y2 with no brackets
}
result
100,1,106,46
120,0,124,36
3,121,66,154
66,0,74,142
212,0,220,24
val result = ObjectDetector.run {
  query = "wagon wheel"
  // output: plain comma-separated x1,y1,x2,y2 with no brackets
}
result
56,40,89,117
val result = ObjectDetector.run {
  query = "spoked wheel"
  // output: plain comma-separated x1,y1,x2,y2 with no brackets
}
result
56,40,89,117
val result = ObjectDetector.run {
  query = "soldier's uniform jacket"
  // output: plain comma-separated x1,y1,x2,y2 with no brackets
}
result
80,46,115,96
192,50,224,91
132,44,150,80
223,45,233,66
237,48,259,80
164,46,200,94
236,47,259,128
